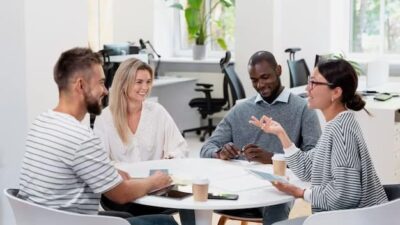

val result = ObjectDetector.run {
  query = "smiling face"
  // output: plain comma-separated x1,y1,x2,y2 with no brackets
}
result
306,68,335,110
249,60,282,100
127,69,152,103
83,64,108,115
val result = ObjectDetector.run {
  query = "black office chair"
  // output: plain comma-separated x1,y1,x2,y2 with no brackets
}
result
285,48,310,88
90,50,119,128
220,51,246,107
182,51,245,142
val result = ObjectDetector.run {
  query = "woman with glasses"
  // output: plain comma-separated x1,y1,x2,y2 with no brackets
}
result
250,59,388,224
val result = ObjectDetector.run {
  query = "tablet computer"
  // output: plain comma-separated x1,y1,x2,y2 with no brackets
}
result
248,169,288,183
148,185,192,199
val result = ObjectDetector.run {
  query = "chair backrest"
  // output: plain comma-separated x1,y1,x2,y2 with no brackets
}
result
220,51,246,107
303,198,400,225
4,189,130,225
287,59,310,88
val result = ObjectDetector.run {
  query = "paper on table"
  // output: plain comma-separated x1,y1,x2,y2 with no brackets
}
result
212,172,272,192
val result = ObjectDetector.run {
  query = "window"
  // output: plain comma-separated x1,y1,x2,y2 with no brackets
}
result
174,0,235,57
351,0,400,54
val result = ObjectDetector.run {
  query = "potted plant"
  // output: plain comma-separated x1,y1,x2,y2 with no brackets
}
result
318,52,363,76
167,0,233,60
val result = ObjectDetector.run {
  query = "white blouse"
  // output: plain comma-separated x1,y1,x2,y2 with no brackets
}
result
94,101,188,163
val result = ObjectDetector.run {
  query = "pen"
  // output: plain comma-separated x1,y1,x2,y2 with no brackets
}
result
241,130,263,161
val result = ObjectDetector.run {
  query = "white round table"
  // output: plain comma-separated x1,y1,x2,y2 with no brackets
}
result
116,158,307,225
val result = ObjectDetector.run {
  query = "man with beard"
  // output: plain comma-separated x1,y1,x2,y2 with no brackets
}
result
18,47,178,225
200,51,321,225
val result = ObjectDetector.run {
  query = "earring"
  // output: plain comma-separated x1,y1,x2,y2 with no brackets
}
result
331,97,335,102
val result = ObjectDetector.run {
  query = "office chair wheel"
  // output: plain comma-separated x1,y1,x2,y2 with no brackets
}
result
200,136,205,142
196,130,201,135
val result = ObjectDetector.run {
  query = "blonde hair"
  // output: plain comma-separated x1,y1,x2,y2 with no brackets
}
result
109,58,154,144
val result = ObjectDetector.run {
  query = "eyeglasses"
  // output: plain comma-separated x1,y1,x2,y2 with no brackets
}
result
307,77,334,90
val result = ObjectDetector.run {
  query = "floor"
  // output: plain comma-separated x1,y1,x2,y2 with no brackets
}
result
176,134,312,225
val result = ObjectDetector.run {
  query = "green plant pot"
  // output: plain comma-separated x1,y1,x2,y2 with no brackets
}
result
193,44,206,60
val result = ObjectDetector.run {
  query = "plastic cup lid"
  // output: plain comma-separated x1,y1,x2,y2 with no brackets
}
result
192,177,209,185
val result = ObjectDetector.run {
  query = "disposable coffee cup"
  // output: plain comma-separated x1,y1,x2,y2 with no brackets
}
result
272,154,286,177
192,178,209,202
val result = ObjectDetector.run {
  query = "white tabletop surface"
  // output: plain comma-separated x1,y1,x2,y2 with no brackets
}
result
115,158,306,210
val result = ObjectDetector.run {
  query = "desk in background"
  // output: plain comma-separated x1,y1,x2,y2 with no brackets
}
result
151,76,199,131
109,54,149,63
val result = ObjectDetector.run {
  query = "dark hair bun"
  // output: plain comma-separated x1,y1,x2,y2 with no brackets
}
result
346,94,365,111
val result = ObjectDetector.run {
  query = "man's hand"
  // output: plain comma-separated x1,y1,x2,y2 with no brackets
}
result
218,142,240,160
148,171,172,191
117,169,131,180
242,144,273,164
272,181,304,198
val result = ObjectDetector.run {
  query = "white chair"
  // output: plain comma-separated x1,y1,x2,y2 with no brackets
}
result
4,188,130,225
302,198,400,225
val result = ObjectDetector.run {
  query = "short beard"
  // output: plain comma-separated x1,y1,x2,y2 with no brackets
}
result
84,91,102,116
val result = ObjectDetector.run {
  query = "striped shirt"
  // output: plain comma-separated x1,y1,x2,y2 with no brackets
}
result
18,110,122,214
286,111,388,212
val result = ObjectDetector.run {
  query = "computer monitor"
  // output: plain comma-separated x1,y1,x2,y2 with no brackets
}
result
103,43,130,56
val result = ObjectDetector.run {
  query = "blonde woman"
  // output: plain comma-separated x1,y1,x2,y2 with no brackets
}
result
94,58,193,223
94,58,188,163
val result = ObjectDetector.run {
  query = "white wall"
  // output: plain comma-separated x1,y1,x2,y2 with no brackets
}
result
0,1,88,224
0,1,26,224
113,0,154,44
25,0,89,124
234,0,277,96
235,0,332,96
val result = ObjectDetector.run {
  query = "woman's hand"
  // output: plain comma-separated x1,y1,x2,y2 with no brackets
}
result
272,181,305,198
249,115,293,149
249,115,284,135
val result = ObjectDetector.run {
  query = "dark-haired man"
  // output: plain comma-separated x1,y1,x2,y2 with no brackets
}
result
200,51,321,224
18,47,178,225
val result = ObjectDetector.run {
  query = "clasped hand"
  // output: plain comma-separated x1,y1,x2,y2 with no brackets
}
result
218,143,273,164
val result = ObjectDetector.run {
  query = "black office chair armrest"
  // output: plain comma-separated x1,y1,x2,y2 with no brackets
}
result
194,89,213,104
196,83,213,88
284,48,301,54
195,88,213,93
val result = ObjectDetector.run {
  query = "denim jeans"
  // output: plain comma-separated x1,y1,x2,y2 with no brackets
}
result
126,214,178,225
261,202,292,225
101,196,195,225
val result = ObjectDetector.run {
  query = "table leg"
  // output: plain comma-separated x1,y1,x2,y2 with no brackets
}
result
194,210,213,225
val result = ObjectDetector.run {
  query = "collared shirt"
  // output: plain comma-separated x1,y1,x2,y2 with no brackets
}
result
254,87,291,105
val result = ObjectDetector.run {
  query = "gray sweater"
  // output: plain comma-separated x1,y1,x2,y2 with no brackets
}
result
200,92,321,158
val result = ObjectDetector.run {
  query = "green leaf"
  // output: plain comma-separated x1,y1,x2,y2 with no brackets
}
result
188,0,202,9
217,38,228,50
170,3,184,10
219,0,233,7
185,8,202,39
